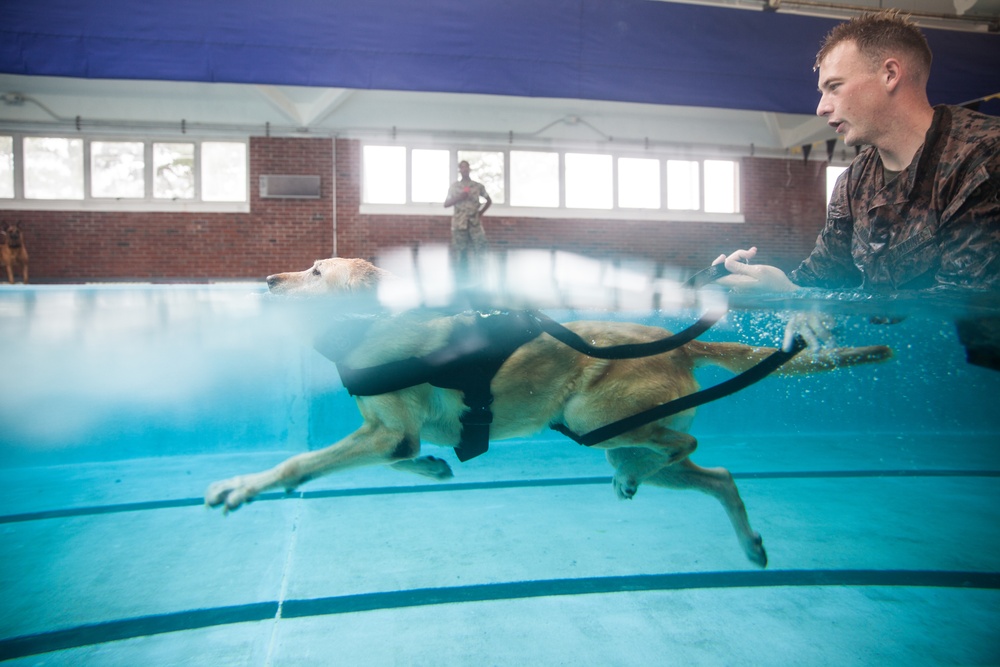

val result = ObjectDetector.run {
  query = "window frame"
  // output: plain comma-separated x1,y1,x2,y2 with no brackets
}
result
360,142,744,223
0,133,249,213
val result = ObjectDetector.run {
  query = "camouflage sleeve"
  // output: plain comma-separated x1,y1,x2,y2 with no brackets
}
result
935,166,1000,290
788,168,863,289
445,181,460,204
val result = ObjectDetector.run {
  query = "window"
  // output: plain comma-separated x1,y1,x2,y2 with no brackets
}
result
617,157,660,209
826,165,848,205
24,137,84,200
1,135,247,209
153,143,195,200
510,151,559,207
0,136,13,199
363,145,406,204
565,153,612,209
411,149,449,203
360,143,742,221
91,141,145,198
457,150,505,204
666,160,699,211
704,160,738,214
201,142,247,202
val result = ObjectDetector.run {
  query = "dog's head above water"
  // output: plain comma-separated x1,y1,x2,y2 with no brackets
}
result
2,223,22,246
266,258,392,296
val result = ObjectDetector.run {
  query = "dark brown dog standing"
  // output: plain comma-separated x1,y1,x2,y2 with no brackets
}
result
206,258,892,566
1,223,29,284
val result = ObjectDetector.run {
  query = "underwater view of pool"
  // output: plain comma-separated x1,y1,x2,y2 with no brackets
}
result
1,271,998,665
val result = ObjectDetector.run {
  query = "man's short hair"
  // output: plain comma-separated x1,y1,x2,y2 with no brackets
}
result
815,9,932,81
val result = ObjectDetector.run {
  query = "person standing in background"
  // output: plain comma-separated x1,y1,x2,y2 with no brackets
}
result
444,160,492,276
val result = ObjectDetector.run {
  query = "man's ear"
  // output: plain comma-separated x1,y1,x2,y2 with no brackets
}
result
882,57,902,92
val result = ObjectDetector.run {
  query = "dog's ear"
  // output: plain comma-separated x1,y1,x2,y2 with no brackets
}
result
343,258,392,291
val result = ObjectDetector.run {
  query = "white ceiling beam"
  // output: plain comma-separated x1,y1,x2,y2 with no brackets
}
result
254,86,355,128
761,111,835,149
255,85,305,125
302,88,355,126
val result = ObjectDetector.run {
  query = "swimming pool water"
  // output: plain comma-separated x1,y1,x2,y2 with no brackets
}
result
1,283,998,665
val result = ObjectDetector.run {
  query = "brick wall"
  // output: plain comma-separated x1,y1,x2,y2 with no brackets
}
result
1,136,828,282
0,137,335,282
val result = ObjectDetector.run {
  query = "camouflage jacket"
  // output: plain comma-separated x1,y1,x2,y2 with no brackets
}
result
790,105,1000,292
446,179,488,230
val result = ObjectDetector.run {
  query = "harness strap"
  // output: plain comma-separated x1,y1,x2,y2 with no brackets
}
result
532,310,721,359
333,310,545,462
552,334,808,447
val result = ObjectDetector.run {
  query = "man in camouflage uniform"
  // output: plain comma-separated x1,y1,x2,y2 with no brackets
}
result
444,160,492,274
712,10,1000,367
789,104,1000,292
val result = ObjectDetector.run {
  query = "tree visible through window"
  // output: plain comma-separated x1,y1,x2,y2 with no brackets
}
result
457,150,504,204
154,143,195,199
91,141,145,198
24,137,84,200
4,136,246,204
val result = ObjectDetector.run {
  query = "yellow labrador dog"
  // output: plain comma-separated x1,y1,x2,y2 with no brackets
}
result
206,258,891,567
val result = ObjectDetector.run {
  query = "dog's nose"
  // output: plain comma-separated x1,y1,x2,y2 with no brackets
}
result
266,275,281,289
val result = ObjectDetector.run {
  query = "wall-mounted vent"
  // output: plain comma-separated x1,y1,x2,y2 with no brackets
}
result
259,175,322,199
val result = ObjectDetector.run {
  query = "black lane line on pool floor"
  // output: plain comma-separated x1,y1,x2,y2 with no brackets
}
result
1,569,998,662
2,469,999,525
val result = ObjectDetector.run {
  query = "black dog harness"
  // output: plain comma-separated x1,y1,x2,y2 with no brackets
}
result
314,264,806,461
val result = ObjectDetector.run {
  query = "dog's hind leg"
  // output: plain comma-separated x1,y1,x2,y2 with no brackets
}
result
603,429,697,500
206,423,421,513
641,458,767,568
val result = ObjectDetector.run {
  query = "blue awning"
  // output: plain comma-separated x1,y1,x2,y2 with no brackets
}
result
1,0,998,115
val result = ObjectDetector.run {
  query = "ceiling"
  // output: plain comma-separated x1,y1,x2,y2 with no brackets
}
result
1,0,998,158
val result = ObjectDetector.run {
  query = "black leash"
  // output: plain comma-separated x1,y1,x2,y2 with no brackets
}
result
531,310,721,360
552,334,808,447
514,262,733,360
683,262,731,289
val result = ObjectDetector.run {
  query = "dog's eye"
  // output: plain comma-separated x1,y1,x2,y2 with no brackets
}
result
312,267,321,276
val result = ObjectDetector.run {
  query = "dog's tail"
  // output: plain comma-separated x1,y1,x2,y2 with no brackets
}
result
686,339,893,376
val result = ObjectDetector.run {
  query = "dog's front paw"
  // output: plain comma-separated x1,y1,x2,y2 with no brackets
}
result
205,476,259,513
390,455,454,480
420,456,454,480
612,473,639,500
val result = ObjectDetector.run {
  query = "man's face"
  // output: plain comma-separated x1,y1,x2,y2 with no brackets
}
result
816,41,886,147
458,162,471,178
